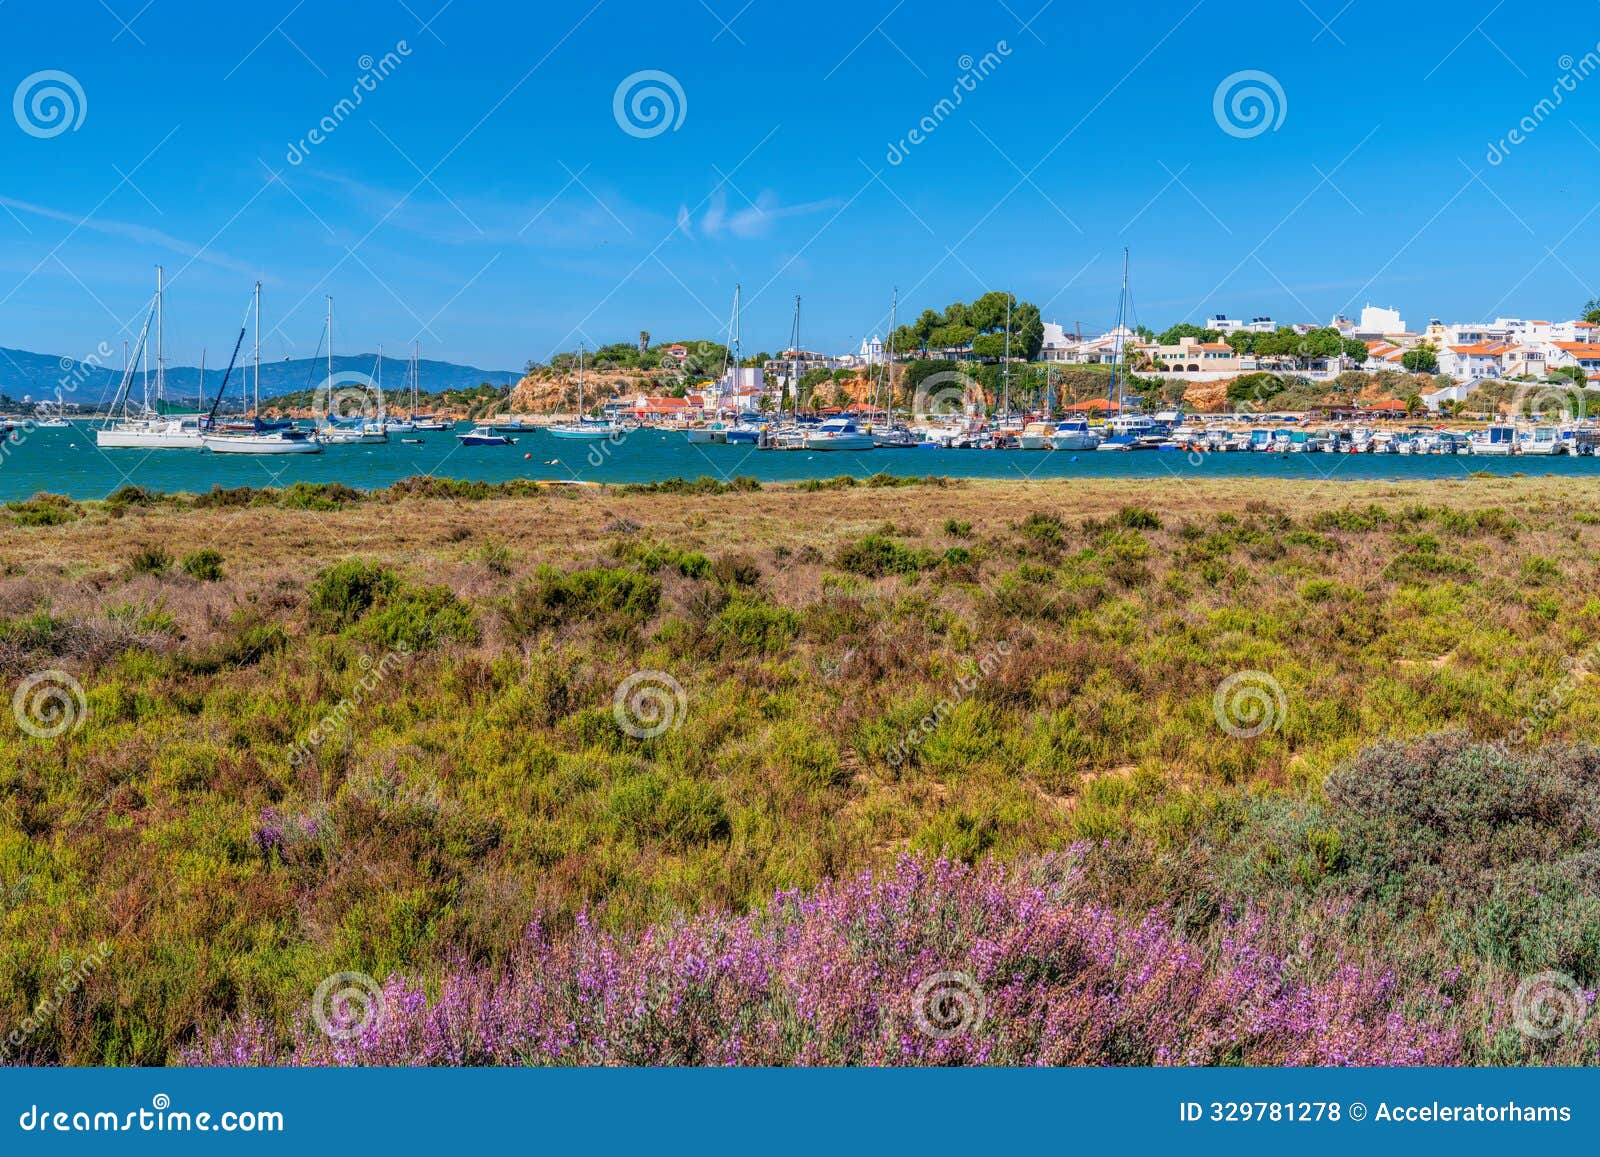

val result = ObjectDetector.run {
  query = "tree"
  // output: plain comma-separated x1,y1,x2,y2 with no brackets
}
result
928,323,977,352
1583,298,1600,324
890,325,923,355
1302,327,1343,359
1226,330,1254,353
1403,394,1423,416
1400,343,1439,374
1341,338,1369,364
1552,364,1587,386
1157,323,1222,345
968,291,1011,334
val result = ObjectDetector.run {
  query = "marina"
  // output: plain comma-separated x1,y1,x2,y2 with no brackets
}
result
8,417,1600,502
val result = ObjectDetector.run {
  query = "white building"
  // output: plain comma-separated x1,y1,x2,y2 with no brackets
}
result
1356,304,1406,338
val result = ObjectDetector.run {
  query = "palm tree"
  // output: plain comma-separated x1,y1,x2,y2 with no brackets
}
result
1404,394,1423,417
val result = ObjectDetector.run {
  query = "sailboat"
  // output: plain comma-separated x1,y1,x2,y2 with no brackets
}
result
201,283,321,454
316,299,387,444
97,267,207,448
387,343,451,432
1096,250,1143,451
548,343,623,439
872,290,919,448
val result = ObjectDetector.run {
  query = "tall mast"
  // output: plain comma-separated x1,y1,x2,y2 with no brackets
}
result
1001,293,1012,418
887,288,897,419
578,342,585,418
155,264,164,407
253,281,261,416
788,295,801,421
412,340,420,411
326,295,334,418
1111,248,1129,413
731,283,741,411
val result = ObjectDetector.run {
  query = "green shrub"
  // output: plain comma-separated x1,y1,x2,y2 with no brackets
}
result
834,534,935,577
9,493,81,526
362,585,478,650
129,545,173,575
713,597,799,654
180,549,224,581
1117,505,1162,530
505,565,661,635
309,560,399,628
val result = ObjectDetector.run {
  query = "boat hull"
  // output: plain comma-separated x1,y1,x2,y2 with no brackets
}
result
96,429,202,449
202,434,322,454
805,434,876,451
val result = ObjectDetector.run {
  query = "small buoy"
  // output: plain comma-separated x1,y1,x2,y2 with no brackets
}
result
546,459,559,465
1070,455,1078,462
524,452,532,459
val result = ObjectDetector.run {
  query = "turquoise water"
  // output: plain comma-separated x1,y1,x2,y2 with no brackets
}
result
6,422,1599,501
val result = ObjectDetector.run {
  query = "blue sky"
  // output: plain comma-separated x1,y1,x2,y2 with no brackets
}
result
0,0,1596,369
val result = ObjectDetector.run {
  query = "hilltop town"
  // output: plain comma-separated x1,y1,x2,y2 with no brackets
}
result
508,300,1600,423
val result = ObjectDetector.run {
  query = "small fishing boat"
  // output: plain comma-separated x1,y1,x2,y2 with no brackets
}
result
457,425,516,446
1518,425,1565,455
686,422,728,444
1470,425,1517,455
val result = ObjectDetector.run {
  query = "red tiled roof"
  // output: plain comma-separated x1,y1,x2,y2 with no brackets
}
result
1554,342,1600,356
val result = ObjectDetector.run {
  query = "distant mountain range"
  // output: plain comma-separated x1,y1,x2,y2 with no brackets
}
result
0,347,521,411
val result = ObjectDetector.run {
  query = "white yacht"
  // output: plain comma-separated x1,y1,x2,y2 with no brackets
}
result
1049,417,1102,451
805,415,876,451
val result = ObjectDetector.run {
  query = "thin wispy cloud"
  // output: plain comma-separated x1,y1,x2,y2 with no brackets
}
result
682,189,843,240
0,196,258,276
